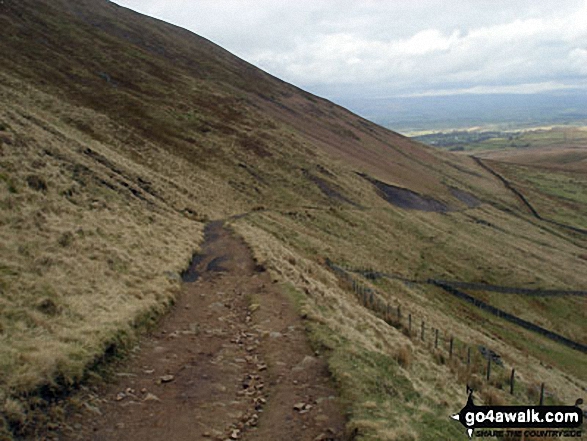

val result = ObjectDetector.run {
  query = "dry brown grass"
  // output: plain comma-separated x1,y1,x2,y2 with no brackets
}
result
394,345,413,369
480,388,507,406
0,78,207,434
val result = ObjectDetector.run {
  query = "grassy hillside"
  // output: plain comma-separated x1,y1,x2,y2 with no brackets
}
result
487,161,587,231
0,0,585,439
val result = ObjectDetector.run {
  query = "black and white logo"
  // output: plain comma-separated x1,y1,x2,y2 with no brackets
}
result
451,388,583,439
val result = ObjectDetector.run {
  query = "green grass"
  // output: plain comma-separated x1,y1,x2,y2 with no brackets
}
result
323,330,466,441
418,126,587,152
495,162,587,230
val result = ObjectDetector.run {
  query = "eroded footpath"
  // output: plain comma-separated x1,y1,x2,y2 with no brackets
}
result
56,221,345,441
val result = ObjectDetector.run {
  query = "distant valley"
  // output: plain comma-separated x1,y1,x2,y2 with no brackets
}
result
336,91,587,135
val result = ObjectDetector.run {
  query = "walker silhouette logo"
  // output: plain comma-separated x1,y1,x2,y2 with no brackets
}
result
450,388,583,439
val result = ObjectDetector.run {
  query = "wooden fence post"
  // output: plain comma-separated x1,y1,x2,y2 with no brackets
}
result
486,358,491,381
510,369,515,395
449,337,454,359
421,321,425,341
408,314,412,336
467,347,471,366
435,329,439,349
539,383,545,405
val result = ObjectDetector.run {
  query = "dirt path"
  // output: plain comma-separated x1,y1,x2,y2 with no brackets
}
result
57,221,346,441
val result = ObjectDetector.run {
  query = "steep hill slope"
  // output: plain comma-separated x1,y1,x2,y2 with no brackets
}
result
0,0,513,209
0,1,585,439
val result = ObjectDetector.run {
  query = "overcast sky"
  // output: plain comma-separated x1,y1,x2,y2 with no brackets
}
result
114,0,587,102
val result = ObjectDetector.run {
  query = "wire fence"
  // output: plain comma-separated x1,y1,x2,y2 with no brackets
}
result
327,261,586,354
325,259,580,406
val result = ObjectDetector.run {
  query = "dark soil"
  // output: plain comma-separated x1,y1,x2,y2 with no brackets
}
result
359,173,449,212
449,187,481,208
304,171,360,207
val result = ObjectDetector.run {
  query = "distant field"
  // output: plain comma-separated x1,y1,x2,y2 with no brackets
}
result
414,125,587,159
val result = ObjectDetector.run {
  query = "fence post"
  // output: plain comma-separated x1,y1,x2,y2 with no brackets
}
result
408,314,412,336
397,305,401,320
486,358,491,381
539,383,545,405
467,347,471,366
449,337,454,359
435,329,439,349
421,321,425,341
510,369,515,395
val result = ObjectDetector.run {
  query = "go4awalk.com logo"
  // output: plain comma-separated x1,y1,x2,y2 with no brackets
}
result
451,388,584,439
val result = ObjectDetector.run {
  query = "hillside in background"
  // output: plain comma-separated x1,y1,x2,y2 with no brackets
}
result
339,92,587,134
0,1,585,440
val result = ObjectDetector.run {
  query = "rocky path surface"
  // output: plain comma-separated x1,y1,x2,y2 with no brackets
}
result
58,221,346,441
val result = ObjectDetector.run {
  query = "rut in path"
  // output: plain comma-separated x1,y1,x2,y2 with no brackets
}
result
58,221,346,441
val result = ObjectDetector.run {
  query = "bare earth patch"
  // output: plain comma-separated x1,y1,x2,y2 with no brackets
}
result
358,173,449,212
54,222,346,441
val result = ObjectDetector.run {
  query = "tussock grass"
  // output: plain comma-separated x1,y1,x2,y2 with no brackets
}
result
0,79,204,434
394,345,413,369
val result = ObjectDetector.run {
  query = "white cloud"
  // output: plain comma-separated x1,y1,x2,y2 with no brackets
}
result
114,0,587,99
569,48,587,75
402,81,587,97
394,29,461,55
